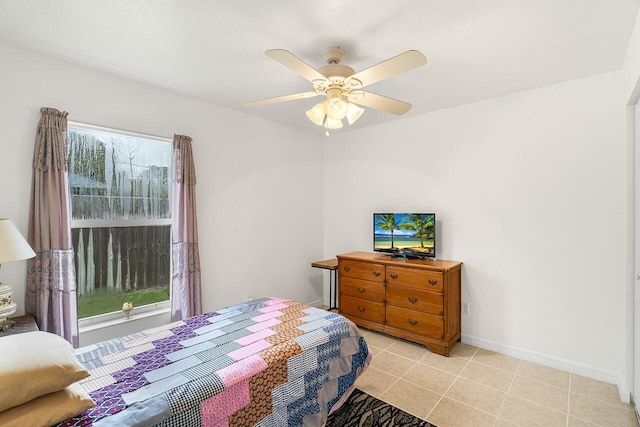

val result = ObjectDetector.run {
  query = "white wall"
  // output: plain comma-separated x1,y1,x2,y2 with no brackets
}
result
624,10,640,106
621,8,640,410
0,41,325,342
323,71,629,393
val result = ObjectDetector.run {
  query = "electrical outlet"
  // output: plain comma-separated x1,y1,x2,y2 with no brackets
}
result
462,302,470,315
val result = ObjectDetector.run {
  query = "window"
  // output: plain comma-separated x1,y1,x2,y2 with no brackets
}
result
68,124,172,319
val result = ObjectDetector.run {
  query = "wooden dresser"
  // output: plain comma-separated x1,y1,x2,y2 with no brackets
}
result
337,251,462,356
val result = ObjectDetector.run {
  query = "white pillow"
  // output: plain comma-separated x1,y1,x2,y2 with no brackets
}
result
0,331,89,412
0,381,94,427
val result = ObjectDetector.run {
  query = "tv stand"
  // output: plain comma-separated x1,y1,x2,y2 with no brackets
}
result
337,251,462,356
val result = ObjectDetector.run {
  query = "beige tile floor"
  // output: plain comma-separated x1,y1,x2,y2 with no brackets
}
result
354,328,640,427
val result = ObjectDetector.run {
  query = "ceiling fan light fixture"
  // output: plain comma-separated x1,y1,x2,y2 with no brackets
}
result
326,97,348,120
346,102,364,125
305,100,327,126
325,87,348,120
325,118,343,130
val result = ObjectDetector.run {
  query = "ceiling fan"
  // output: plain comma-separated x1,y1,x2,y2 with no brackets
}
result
244,47,427,133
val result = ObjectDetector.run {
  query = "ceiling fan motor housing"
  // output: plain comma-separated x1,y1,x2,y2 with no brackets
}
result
326,87,342,101
323,47,345,64
319,47,358,93
318,64,355,79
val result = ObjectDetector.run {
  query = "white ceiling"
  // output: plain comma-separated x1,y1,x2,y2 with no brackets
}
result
1,0,638,135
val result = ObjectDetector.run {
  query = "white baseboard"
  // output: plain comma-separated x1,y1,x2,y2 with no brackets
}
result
461,333,630,404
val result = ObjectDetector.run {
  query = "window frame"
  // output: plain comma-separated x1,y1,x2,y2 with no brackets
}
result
67,122,173,326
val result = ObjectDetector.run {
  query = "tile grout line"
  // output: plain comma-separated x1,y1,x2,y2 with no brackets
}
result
565,375,637,427
374,349,413,398
493,358,521,425
441,396,508,421
424,346,478,422
370,350,484,422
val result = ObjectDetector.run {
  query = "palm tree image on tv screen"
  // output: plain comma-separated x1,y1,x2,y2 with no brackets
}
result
374,213,435,256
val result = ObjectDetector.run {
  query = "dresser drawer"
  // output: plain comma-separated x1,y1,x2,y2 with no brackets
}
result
386,266,443,292
386,306,444,339
386,285,443,315
340,260,385,282
340,277,385,303
341,295,385,323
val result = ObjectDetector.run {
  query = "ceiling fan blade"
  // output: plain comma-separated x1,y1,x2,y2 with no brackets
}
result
348,91,412,115
244,92,319,108
347,50,427,88
265,49,330,84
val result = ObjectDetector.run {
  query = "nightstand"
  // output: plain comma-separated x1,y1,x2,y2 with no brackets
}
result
0,315,39,336
311,258,339,310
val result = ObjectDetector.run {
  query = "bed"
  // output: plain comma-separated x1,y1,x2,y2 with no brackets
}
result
45,297,370,426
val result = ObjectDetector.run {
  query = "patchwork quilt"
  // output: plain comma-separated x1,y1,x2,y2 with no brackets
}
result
58,298,370,427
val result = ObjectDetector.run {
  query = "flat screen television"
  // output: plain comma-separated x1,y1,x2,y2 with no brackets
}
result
373,213,436,259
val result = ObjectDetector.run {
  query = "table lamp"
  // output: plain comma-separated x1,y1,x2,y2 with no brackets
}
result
0,218,36,330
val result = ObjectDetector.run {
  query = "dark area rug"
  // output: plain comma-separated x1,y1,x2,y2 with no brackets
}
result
326,388,437,427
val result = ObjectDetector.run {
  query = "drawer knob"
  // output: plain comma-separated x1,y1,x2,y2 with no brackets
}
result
408,319,418,326
428,279,438,286
408,297,418,304
358,306,366,313
358,287,365,293
373,271,381,277
344,266,351,272
390,273,398,279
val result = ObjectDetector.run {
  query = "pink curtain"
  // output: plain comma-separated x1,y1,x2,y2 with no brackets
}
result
25,107,78,346
171,134,202,321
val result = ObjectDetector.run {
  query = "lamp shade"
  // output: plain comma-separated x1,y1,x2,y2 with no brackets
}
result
346,103,364,125
305,97,365,131
326,98,348,120
0,219,35,264
325,118,343,130
305,100,328,126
